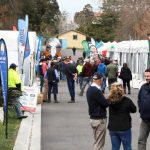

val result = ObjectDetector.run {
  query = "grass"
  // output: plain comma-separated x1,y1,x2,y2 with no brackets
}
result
0,110,21,150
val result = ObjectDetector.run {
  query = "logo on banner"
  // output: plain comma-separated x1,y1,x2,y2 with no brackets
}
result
0,43,5,55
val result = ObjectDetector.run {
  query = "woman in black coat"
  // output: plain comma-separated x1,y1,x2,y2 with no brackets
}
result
119,63,132,94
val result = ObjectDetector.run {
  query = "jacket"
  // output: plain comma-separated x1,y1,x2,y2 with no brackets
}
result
86,86,109,119
108,96,136,131
138,83,150,120
119,67,132,80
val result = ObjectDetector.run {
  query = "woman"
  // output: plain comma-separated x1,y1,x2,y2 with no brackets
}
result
108,82,136,150
119,63,132,94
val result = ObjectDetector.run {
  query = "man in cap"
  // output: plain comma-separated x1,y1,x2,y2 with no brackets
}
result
86,72,109,150
8,63,28,119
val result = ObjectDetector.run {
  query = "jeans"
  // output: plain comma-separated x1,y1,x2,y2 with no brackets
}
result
138,120,150,150
67,79,75,100
109,128,132,150
48,81,58,101
40,75,44,92
101,76,107,92
80,77,91,94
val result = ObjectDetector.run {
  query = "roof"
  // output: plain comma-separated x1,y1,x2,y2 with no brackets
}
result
57,30,87,37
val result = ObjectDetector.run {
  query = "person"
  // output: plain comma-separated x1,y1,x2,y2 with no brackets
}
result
138,68,150,150
97,59,107,93
63,57,77,103
86,72,109,150
8,63,28,119
72,46,76,56
79,58,93,96
108,82,136,150
107,60,118,89
46,62,59,103
119,63,132,94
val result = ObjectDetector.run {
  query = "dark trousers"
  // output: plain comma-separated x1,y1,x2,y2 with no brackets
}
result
67,79,75,101
123,79,131,93
108,78,117,90
48,81,58,102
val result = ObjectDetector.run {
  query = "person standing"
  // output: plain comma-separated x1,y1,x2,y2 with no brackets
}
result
119,63,132,94
107,60,118,89
138,68,150,150
108,82,136,150
47,62,59,103
72,46,76,56
86,72,109,150
64,57,77,103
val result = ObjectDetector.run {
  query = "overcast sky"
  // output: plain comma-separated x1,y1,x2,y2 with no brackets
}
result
57,0,100,19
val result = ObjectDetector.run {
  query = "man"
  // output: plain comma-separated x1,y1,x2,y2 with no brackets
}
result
86,72,109,150
138,68,150,150
47,62,59,103
72,46,76,56
107,60,118,89
8,63,27,119
64,57,77,103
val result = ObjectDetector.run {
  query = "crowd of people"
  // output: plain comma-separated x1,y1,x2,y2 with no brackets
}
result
37,48,150,150
1,46,149,149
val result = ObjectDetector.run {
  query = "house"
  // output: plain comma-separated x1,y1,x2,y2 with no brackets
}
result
57,30,86,49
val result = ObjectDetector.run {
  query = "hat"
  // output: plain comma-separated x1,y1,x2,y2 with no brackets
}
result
92,72,103,80
9,63,17,69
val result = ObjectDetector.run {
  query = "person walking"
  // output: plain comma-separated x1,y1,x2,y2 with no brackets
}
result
97,59,107,94
138,68,150,150
63,57,77,103
119,63,132,94
86,72,109,150
72,46,76,56
108,82,136,150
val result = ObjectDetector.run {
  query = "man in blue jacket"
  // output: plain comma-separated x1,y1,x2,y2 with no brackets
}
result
86,72,109,150
138,68,150,150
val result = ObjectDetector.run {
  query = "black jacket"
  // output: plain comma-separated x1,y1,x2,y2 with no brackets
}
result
138,83,150,120
108,96,136,131
120,67,132,80
86,86,109,119
65,63,77,80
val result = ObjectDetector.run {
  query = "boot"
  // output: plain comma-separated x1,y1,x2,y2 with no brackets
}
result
128,90,131,94
54,94,59,103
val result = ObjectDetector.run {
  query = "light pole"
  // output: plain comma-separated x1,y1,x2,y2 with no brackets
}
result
147,34,150,68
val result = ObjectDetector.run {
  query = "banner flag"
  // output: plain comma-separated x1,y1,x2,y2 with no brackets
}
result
0,38,8,138
82,40,90,52
24,32,30,59
36,36,43,63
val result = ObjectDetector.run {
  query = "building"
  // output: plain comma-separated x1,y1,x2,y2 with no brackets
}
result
57,30,86,49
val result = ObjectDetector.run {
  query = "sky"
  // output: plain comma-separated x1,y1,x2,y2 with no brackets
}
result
57,0,101,19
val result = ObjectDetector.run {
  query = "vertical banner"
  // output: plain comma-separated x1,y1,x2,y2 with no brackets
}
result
0,38,8,138
18,15,29,73
36,36,43,63
82,40,90,57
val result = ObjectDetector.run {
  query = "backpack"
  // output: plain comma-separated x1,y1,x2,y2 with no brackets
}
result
47,67,56,82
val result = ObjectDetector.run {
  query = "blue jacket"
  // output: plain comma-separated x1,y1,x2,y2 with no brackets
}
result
138,83,150,120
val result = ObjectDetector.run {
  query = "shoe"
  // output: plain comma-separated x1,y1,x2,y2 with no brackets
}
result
18,115,28,119
128,92,131,94
79,92,83,96
67,101,75,103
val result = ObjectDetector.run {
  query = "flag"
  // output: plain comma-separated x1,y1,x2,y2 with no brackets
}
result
24,32,30,59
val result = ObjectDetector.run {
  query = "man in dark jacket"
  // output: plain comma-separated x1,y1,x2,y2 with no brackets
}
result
64,57,77,103
138,68,150,150
86,72,109,150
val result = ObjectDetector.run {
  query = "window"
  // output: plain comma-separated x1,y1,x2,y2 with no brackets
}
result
73,35,78,40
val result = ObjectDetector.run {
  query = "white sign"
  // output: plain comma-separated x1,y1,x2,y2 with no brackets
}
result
19,86,38,113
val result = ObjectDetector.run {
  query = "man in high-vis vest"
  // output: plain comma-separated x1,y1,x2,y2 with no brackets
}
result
8,63,27,119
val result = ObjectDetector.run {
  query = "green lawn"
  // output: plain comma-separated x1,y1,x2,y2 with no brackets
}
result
0,111,21,150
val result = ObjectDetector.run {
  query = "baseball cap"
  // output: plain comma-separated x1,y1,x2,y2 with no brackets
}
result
9,63,18,70
92,72,103,80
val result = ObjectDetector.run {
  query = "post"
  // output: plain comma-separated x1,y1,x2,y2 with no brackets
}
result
147,34,150,68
